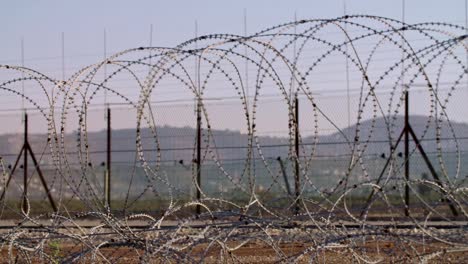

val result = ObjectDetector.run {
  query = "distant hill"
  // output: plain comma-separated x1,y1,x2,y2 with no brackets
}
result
2,115,467,199
317,115,468,156
1,115,468,164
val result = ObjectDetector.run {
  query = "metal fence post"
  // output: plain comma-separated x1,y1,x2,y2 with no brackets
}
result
196,99,202,215
23,112,28,213
294,96,300,215
105,107,111,210
404,91,410,216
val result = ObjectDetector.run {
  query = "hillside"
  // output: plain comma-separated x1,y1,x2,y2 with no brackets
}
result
1,115,468,164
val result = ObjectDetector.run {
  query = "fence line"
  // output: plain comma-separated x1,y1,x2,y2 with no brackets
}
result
0,15,466,263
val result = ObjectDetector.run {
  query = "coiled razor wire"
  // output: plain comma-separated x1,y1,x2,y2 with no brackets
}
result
0,15,466,263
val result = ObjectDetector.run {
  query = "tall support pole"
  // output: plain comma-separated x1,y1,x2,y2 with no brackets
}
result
194,20,202,215
243,8,250,113
294,96,300,215
61,32,65,81
105,107,111,210
196,99,202,215
22,113,28,213
404,91,410,216
103,29,107,107
465,0,468,96
21,38,25,111
344,0,351,128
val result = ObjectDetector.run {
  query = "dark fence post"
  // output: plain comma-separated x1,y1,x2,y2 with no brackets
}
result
294,95,300,215
23,112,28,213
196,99,202,215
105,107,111,210
404,91,410,216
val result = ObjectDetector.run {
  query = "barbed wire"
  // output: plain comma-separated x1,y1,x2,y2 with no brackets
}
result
0,15,467,263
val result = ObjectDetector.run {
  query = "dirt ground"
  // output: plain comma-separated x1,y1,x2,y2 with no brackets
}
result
1,238,466,263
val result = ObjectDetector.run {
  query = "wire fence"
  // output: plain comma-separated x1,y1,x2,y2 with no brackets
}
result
0,15,467,263
1,113,468,204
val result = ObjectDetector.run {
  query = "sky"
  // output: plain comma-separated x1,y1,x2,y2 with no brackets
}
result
0,0,467,135
1,0,465,69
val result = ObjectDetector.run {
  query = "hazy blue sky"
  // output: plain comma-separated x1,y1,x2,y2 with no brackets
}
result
1,0,466,68
0,1,467,135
